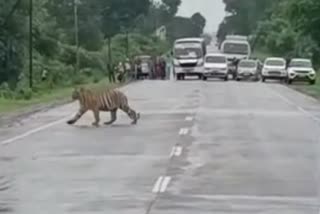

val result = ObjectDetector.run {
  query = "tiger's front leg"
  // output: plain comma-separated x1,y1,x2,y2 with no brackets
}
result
67,107,87,125
104,109,117,125
92,109,100,127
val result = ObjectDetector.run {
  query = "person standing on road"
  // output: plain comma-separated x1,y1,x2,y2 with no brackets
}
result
155,57,162,79
161,57,166,80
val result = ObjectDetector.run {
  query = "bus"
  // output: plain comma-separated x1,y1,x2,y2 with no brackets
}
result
172,37,206,80
220,35,251,79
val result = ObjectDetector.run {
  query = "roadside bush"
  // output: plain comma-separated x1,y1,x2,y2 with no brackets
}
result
0,32,169,101
0,82,14,99
15,88,33,100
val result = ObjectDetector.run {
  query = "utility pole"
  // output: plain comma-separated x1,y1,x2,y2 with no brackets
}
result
29,0,33,88
74,0,80,73
125,30,129,58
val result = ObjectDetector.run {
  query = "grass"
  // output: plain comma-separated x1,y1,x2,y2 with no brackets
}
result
0,78,120,114
289,75,320,99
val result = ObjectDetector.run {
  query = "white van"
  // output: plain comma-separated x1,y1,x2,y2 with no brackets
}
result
221,37,251,79
173,38,206,80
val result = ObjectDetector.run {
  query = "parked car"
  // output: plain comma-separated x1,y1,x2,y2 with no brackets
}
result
261,57,287,82
236,59,260,81
287,58,316,85
202,53,228,81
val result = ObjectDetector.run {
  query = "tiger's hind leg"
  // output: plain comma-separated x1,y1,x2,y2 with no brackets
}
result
104,109,117,125
120,105,140,125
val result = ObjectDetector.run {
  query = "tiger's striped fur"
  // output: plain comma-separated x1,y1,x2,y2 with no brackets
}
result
67,87,140,126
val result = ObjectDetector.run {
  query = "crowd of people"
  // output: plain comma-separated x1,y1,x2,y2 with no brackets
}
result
115,55,169,82
134,56,168,80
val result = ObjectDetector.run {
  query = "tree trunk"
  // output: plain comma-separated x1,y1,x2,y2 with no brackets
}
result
107,37,115,83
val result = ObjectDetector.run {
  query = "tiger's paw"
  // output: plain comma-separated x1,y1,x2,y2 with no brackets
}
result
131,113,140,125
67,120,76,125
104,120,115,125
92,122,100,127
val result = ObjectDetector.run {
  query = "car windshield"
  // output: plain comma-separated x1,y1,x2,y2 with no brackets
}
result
239,60,256,68
174,42,202,59
265,60,285,66
205,56,226,63
289,60,312,68
223,42,249,55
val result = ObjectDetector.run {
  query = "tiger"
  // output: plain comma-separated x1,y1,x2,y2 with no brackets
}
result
66,87,140,126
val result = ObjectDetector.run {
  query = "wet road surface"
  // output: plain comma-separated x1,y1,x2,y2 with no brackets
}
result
0,79,320,214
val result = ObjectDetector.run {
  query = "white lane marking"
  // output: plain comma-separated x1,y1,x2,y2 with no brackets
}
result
152,176,172,193
159,176,171,193
185,116,193,121
152,176,164,193
170,146,182,157
1,117,68,145
179,128,189,135
174,146,182,156
269,87,320,124
169,148,175,157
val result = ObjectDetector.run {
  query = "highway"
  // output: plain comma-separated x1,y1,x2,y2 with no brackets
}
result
0,77,320,213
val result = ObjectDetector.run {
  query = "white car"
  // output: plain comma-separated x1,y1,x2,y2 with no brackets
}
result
261,57,287,82
287,58,316,85
236,59,260,81
203,53,228,81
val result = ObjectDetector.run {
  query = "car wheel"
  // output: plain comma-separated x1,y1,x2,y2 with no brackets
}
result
202,76,207,81
236,77,241,81
309,79,316,85
262,77,266,82
224,76,229,81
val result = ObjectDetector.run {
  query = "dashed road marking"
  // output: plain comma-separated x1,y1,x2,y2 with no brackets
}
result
160,176,171,193
1,117,68,146
185,116,193,121
152,176,171,193
170,146,182,157
179,128,189,135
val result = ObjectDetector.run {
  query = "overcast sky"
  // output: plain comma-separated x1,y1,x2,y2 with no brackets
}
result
177,0,226,33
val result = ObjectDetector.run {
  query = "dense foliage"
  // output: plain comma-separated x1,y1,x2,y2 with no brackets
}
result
217,0,320,63
0,0,206,100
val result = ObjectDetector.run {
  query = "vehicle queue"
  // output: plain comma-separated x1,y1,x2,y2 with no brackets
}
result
171,36,317,85
199,54,316,85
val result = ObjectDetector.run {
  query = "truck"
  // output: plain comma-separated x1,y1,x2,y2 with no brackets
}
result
172,37,206,80
220,35,251,79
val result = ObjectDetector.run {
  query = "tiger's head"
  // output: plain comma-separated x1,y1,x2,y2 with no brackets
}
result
71,87,85,101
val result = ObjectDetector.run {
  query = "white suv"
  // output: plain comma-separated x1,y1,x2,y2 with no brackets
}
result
203,53,228,81
287,58,316,85
262,57,287,82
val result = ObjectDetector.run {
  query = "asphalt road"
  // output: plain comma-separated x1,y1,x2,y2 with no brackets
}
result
0,78,320,214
